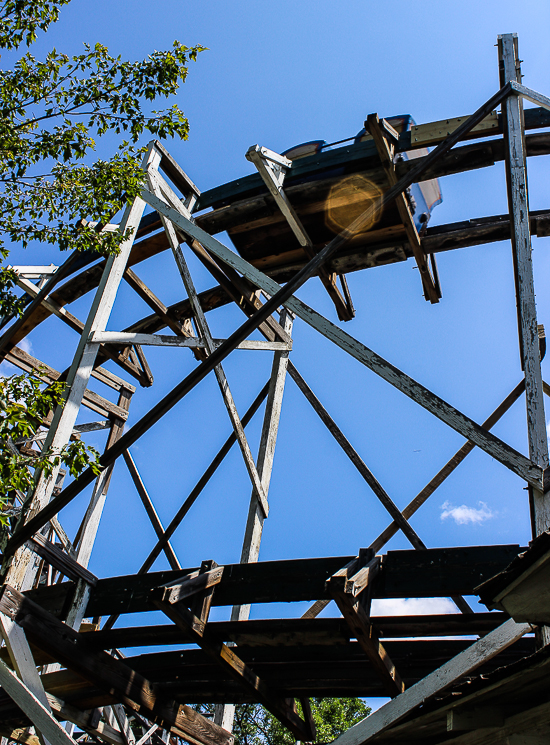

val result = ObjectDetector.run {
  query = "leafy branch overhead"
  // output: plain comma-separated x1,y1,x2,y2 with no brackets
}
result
0,371,101,528
0,0,204,519
0,0,205,257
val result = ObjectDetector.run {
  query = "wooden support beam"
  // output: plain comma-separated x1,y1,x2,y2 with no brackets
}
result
0,585,233,745
0,610,54,745
91,331,290,351
13,274,150,386
331,618,532,745
151,585,312,741
26,534,98,586
231,309,294,622
26,544,523,620
366,113,439,303
4,346,130,422
123,449,181,571
499,34,550,537
63,613,511,652
327,555,404,698
159,565,224,604
59,387,133,633
246,144,354,321
46,694,124,744
0,657,76,745
148,163,271,520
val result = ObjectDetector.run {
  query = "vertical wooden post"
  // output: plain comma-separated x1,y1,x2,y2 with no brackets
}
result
214,309,293,731
499,34,550,536
3,144,161,591
233,308,294,617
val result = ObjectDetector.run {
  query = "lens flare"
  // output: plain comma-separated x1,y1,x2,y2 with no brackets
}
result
325,174,383,236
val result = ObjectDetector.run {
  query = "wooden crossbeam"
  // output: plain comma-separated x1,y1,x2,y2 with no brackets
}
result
151,575,313,741
366,114,440,303
122,266,203,360
0,585,233,745
5,346,130,422
25,545,523,622
327,555,405,698
26,534,98,587
13,274,150,386
160,565,225,604
0,657,75,745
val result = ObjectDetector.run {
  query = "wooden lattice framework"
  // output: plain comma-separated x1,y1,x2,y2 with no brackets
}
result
0,32,549,745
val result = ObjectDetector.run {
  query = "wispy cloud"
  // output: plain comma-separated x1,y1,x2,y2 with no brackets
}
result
440,500,494,525
371,597,457,616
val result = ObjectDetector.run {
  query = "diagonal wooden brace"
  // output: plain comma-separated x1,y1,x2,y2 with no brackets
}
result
151,574,312,741
327,552,405,698
366,114,440,304
246,145,355,321
0,585,232,745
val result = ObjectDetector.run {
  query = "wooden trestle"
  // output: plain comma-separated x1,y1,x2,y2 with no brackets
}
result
0,32,548,745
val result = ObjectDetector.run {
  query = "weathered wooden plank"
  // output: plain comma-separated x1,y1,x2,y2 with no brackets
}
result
230,309,294,631
73,613,510,651
0,657,75,745
153,589,314,740
499,34,549,536
90,331,290,351
0,585,234,745
331,619,532,745
4,346,130,422
143,193,542,489
26,534,98,586
25,545,523,619
158,566,224,604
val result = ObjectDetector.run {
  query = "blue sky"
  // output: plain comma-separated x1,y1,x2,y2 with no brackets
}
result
4,0,550,676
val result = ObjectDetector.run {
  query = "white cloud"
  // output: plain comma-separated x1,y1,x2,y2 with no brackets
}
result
440,500,493,525
18,337,32,355
371,597,457,616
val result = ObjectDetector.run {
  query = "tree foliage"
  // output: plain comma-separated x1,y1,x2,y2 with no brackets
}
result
0,0,203,519
0,371,101,524
199,700,371,745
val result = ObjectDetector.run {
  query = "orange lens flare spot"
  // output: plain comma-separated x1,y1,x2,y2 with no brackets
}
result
325,175,383,236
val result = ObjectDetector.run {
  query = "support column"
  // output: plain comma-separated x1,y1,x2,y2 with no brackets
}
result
499,34,549,535
214,309,293,731
3,144,160,591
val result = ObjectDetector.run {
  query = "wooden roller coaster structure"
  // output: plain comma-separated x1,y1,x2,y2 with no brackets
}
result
0,32,549,745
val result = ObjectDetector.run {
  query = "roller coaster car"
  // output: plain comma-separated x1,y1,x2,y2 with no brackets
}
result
199,115,442,282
